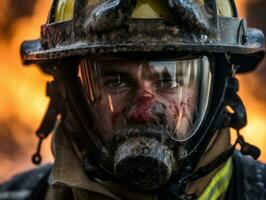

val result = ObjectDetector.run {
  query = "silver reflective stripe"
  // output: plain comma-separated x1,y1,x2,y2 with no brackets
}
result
0,190,31,199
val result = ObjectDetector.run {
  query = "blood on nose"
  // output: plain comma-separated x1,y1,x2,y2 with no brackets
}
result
126,90,156,123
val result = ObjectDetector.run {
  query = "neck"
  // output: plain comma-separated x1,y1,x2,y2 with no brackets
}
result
185,128,231,196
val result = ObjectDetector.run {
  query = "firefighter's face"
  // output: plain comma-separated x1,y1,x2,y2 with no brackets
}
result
79,57,212,190
91,61,198,142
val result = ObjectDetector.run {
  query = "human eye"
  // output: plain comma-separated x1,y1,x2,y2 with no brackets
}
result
155,78,184,89
105,80,129,88
161,80,178,88
104,78,132,89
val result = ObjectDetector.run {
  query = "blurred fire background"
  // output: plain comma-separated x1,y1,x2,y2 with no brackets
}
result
0,0,265,182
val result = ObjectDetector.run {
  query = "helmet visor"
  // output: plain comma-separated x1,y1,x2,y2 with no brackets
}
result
78,56,212,142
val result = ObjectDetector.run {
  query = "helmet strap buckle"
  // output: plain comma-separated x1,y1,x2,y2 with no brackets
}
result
32,80,62,165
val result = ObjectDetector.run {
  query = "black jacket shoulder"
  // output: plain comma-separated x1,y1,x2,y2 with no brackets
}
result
1,152,266,200
0,164,52,200
226,151,266,200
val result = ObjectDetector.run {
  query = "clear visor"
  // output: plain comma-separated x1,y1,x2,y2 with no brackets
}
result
78,56,212,141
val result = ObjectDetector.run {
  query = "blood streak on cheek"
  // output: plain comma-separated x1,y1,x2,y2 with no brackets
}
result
170,96,193,119
170,101,180,119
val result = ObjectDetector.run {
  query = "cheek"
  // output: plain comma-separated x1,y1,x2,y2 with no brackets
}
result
186,88,197,107
169,101,181,120
110,97,129,124
96,95,128,136
94,95,118,139
126,95,157,123
168,88,197,120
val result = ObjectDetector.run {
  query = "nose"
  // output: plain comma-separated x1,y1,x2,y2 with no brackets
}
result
126,89,155,123
126,86,165,123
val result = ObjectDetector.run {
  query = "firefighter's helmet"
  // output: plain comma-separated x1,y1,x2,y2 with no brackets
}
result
21,0,264,72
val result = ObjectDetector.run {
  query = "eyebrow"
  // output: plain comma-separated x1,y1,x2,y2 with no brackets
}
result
100,66,185,80
101,69,135,79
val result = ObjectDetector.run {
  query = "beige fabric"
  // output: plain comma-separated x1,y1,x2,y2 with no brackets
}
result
216,0,233,17
186,129,231,197
46,128,119,200
45,128,157,200
45,127,231,200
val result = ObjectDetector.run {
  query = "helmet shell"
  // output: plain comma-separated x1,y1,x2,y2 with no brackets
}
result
21,0,265,72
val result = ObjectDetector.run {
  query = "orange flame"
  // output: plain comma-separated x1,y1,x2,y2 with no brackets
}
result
0,0,53,182
235,0,247,17
235,0,266,162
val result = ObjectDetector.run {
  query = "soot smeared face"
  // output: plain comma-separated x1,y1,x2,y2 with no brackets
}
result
93,60,198,142
80,59,199,190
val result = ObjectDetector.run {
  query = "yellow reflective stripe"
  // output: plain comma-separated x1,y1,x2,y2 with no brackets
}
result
216,0,233,17
198,158,233,200
131,0,171,19
86,0,100,6
55,0,74,22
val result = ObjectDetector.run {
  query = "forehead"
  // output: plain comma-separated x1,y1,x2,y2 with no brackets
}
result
96,60,189,76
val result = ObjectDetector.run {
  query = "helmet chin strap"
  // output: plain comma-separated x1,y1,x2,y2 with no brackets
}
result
216,76,261,160
32,80,62,165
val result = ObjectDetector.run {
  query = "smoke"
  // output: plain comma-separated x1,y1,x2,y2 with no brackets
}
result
0,119,26,158
0,0,52,182
245,0,266,102
233,0,266,162
0,0,37,40
0,116,34,181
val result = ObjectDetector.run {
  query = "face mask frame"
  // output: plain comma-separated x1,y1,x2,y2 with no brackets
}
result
55,53,231,177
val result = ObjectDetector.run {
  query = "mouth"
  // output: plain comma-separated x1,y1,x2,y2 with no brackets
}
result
111,123,172,146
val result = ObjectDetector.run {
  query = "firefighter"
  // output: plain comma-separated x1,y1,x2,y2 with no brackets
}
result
1,0,266,199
